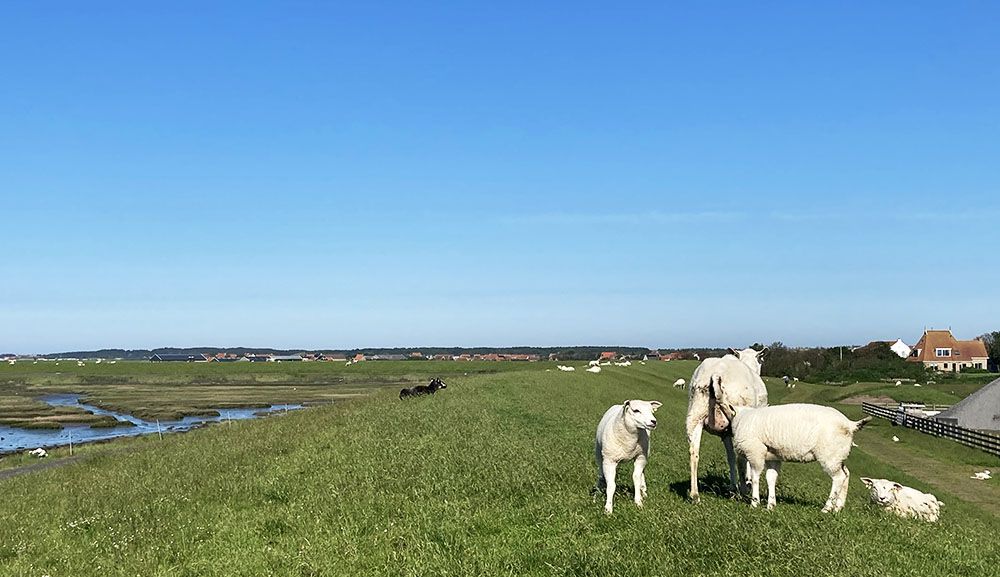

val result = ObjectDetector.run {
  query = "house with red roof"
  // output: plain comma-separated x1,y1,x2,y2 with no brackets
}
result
907,329,988,372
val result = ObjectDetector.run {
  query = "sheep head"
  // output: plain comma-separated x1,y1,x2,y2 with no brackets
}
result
860,477,902,506
622,400,661,430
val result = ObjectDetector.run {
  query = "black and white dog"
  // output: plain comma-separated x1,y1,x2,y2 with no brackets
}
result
399,377,447,400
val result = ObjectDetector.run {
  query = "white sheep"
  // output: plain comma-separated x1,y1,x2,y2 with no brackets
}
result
589,360,601,367
913,383,922,387
686,347,769,502
557,365,576,372
586,366,602,374
860,478,944,522
895,380,902,387
721,401,871,512
594,399,662,514
28,448,48,458
673,378,686,388
971,470,992,480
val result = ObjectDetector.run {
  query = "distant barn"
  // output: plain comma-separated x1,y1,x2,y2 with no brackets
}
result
149,353,208,362
935,377,1000,432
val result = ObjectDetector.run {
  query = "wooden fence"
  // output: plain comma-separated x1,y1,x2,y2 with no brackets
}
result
862,402,1000,457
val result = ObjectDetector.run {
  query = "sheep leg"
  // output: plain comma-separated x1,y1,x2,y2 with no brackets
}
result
821,463,848,513
833,465,850,512
722,434,739,496
686,413,705,504
765,461,781,510
749,464,761,508
632,455,647,507
602,460,618,514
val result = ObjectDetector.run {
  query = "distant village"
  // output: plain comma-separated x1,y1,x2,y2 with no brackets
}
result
1,328,993,373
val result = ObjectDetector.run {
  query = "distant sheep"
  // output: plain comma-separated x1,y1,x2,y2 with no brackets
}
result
971,470,992,480
913,383,922,387
895,380,902,387
28,448,48,458
589,360,601,367
721,401,871,512
586,366,602,374
557,365,576,372
399,378,447,400
861,478,943,522
594,399,662,514
673,378,686,388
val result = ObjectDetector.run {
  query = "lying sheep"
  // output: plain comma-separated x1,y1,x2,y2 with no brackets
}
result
557,365,576,372
860,478,943,522
28,448,48,458
720,400,871,512
586,366,602,374
399,378,447,400
594,400,661,514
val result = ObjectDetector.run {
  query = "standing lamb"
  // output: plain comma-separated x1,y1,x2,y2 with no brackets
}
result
686,347,769,503
594,399,662,514
673,378,686,388
860,477,944,522
720,401,871,512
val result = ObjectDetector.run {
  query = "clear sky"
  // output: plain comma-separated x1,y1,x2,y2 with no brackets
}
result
2,2,998,353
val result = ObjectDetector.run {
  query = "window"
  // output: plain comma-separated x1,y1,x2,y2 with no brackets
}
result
935,348,951,357
943,363,949,369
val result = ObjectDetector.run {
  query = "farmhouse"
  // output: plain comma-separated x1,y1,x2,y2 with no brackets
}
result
935,377,1000,431
907,329,988,372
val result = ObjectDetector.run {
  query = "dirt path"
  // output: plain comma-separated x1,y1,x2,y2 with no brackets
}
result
0,454,87,481
858,433,999,517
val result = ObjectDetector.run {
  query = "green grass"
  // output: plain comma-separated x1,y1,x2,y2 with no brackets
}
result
0,361,997,576
0,360,528,423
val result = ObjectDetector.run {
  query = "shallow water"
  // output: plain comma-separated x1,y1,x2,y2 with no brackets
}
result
0,394,303,455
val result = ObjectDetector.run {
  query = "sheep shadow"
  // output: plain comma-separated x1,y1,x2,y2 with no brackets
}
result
668,472,734,500
667,473,822,507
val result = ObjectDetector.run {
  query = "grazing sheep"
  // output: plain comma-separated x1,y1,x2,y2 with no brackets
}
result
399,378,447,400
892,436,900,442
720,401,871,512
77,361,85,367
860,478,944,522
557,365,576,372
594,399,662,514
586,366,602,374
28,448,48,458
673,378,686,388
686,347,769,502
895,380,902,387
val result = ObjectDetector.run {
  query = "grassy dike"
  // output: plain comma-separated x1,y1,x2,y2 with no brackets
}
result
1,362,998,576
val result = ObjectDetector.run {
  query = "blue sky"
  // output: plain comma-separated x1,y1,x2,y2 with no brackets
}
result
2,2,998,352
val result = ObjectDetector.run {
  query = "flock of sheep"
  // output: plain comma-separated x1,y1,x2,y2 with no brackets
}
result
594,347,945,522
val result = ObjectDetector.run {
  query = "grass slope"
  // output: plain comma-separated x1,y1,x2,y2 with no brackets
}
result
1,362,997,576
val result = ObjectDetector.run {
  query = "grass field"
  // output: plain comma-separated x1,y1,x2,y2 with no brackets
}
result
1,361,998,576
0,360,527,423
